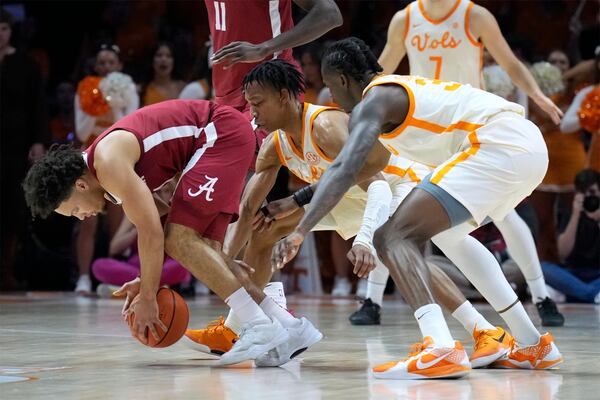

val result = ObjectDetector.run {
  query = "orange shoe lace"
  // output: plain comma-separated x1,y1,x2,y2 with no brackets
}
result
400,342,425,362
204,316,227,334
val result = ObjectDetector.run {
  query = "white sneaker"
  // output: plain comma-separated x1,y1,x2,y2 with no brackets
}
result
75,275,92,294
219,318,289,365
331,276,351,296
264,282,287,309
356,279,368,298
255,317,323,367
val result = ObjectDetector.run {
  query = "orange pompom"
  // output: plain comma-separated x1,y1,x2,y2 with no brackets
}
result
578,86,600,134
77,76,110,116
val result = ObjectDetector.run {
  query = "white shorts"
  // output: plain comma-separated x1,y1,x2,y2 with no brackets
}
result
430,112,548,224
309,185,367,240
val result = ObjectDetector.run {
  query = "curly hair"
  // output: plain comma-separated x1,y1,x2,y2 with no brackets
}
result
322,37,383,84
242,59,306,99
22,144,87,218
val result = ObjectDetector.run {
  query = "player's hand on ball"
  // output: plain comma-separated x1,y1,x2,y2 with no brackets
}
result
127,295,167,344
212,41,268,69
272,231,304,271
114,277,141,316
347,244,376,278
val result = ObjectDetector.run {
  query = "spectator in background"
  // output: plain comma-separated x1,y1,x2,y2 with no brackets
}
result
562,47,600,172
142,42,185,105
49,82,76,143
75,44,138,146
0,9,49,289
73,43,138,294
529,51,587,263
179,44,211,101
298,43,326,104
542,169,600,304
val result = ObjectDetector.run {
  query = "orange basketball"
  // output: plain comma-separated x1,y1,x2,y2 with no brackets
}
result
128,287,189,348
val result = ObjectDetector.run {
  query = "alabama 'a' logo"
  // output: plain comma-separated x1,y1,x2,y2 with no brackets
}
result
188,176,218,201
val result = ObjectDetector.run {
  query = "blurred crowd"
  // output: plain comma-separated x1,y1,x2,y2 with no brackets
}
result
0,1,598,303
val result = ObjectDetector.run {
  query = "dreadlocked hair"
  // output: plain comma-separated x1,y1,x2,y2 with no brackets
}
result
22,144,87,219
322,37,383,84
243,59,305,99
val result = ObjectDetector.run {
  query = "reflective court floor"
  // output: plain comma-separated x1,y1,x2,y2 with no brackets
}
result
1,293,599,400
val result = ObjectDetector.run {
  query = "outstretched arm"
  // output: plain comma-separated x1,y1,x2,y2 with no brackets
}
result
471,5,562,123
378,10,408,75
223,137,282,258
271,86,407,268
212,0,341,68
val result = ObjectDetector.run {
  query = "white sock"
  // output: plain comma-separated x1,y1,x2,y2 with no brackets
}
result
263,281,287,309
494,211,549,302
259,297,300,329
366,259,389,306
452,301,495,334
225,287,270,326
432,225,520,310
224,310,242,334
499,301,540,346
414,304,455,348
225,282,287,334
526,276,550,303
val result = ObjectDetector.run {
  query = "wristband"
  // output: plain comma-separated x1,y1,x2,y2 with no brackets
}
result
292,185,314,207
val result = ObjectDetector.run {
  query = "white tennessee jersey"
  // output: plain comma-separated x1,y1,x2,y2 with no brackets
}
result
364,74,525,167
274,103,338,184
404,0,483,88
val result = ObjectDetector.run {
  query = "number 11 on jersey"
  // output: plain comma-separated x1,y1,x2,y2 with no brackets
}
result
214,1,226,31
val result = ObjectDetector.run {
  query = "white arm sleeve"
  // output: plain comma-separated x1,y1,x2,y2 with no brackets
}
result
353,180,393,253
74,93,96,143
561,85,592,133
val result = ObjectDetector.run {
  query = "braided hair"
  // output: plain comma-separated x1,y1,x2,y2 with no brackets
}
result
243,59,305,98
322,37,383,84
22,144,87,218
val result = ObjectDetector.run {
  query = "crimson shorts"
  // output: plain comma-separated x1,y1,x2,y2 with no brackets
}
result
166,106,255,243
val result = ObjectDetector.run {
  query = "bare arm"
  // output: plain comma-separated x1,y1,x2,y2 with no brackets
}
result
295,89,403,236
223,136,282,258
471,5,562,123
378,10,408,75
212,0,341,67
95,132,164,299
109,217,137,256
557,194,584,261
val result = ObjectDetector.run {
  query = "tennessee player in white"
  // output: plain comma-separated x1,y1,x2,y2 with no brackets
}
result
273,38,563,379
187,59,520,368
354,0,565,328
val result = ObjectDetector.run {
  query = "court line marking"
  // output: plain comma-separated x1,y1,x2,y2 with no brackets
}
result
0,328,130,338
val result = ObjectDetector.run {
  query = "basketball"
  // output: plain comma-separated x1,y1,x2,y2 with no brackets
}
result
128,287,189,348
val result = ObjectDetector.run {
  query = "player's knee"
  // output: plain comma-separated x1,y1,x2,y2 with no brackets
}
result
164,224,187,259
373,223,394,255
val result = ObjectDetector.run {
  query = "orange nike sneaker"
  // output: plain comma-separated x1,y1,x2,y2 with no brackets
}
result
182,317,239,355
490,333,563,370
470,327,513,368
372,337,471,380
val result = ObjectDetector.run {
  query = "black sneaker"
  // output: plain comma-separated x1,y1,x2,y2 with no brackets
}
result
349,298,381,325
536,297,565,327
